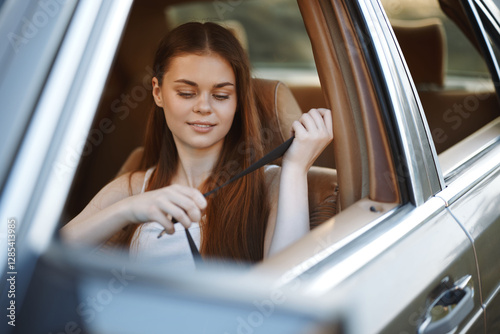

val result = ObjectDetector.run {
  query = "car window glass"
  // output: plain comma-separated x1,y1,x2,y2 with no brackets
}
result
382,0,490,85
380,0,500,180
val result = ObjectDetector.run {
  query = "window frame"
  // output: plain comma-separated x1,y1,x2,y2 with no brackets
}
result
0,0,77,195
0,0,133,312
355,0,445,205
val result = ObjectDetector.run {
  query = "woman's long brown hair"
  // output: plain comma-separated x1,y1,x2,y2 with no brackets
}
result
116,22,269,263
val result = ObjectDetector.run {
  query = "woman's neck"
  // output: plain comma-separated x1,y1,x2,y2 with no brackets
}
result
173,141,223,190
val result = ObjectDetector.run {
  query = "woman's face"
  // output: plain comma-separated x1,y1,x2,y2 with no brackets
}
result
152,53,237,153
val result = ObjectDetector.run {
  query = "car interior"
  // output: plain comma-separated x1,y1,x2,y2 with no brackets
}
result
60,0,499,265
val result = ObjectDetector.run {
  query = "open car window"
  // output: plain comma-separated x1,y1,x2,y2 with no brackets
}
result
60,0,339,265
56,0,403,286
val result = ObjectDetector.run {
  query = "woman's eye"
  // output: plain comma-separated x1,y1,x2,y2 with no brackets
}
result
213,94,229,101
178,92,195,99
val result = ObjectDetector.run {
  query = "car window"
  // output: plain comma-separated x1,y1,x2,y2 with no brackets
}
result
64,0,334,224
165,0,318,85
382,0,490,88
62,0,338,263
381,0,500,180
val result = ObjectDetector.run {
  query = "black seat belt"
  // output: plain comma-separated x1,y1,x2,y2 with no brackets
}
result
157,136,294,264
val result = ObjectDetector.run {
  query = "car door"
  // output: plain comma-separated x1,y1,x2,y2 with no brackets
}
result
254,0,488,332
335,0,500,331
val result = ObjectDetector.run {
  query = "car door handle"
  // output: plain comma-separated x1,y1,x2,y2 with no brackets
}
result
418,275,474,334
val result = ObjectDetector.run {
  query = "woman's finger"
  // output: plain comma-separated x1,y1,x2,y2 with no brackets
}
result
148,208,175,234
174,185,207,210
291,120,307,138
298,112,318,132
159,200,193,229
322,109,333,138
308,109,327,132
162,192,201,226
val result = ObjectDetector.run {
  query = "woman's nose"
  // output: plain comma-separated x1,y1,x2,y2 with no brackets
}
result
193,93,211,114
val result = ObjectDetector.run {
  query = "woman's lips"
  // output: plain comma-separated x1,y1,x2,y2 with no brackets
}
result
187,121,216,133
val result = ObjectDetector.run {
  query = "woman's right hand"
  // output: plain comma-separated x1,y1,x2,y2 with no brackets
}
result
123,184,207,234
61,173,207,246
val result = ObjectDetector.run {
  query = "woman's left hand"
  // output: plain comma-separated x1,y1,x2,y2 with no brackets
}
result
282,108,333,172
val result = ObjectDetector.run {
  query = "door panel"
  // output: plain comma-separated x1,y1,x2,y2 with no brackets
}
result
360,207,482,333
444,158,500,332
291,199,483,333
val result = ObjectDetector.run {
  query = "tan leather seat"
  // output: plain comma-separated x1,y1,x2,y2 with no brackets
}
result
392,18,446,89
225,20,334,169
118,78,338,228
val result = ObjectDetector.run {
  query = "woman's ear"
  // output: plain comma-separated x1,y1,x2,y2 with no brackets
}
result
152,77,163,107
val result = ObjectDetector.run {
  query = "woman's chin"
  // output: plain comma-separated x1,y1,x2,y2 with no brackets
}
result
185,138,225,152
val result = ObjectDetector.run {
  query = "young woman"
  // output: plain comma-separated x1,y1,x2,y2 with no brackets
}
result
61,22,332,267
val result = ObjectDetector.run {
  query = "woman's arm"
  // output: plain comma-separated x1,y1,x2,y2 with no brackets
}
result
266,109,333,256
60,172,207,247
60,172,142,246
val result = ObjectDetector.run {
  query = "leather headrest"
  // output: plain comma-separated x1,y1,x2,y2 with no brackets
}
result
253,78,303,156
392,18,446,87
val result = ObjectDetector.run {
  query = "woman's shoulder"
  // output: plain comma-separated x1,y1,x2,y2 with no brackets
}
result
263,164,281,191
264,164,280,177
92,170,147,210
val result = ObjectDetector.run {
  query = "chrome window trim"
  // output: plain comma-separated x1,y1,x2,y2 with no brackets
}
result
442,135,500,182
0,0,101,260
469,0,500,80
272,203,402,288
436,143,500,206
439,118,500,180
296,198,447,296
355,0,444,205
26,0,134,255
0,0,77,194
479,0,500,31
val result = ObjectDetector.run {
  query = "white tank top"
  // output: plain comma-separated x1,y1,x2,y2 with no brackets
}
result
129,167,201,270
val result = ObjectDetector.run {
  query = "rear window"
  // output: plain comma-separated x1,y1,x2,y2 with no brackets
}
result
382,0,489,80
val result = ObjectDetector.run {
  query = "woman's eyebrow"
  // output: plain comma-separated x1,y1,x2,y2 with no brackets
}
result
173,80,234,88
174,79,197,86
214,82,234,88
